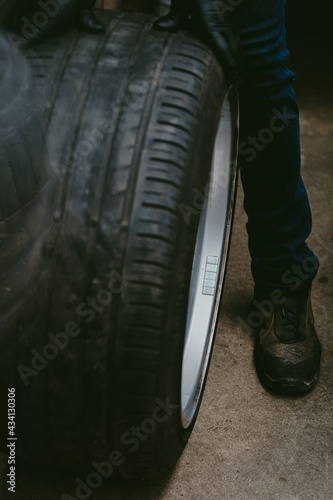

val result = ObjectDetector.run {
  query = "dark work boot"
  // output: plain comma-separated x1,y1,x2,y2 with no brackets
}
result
253,286,321,396
78,0,105,34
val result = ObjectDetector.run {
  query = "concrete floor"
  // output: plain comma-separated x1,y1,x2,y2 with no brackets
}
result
1,34,332,500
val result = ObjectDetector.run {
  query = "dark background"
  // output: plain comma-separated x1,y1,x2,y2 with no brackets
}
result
285,0,331,37
0,0,332,36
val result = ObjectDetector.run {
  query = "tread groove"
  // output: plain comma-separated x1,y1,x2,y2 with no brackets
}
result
161,102,195,118
145,176,182,191
149,156,186,172
165,85,199,100
175,52,209,66
137,233,173,246
128,280,168,292
132,259,171,271
128,302,165,312
157,120,192,136
141,202,178,216
153,138,188,153
171,66,203,80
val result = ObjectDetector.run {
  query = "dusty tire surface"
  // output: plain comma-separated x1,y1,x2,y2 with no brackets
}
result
0,10,238,479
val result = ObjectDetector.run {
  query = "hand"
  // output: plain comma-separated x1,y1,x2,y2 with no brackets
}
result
154,0,242,86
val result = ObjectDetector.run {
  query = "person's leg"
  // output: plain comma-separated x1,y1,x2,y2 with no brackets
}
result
234,0,318,293
233,0,321,395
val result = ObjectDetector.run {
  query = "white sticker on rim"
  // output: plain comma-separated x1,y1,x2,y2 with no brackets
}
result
202,256,219,296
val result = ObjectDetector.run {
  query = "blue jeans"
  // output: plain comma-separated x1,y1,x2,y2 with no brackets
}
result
233,0,318,293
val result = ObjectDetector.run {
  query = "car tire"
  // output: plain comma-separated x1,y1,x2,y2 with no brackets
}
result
0,10,238,479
